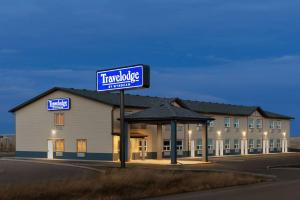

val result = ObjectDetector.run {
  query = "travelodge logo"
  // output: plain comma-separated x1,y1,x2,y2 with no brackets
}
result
97,65,150,92
47,98,70,111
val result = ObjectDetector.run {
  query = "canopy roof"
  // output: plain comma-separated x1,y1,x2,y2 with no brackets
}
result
125,103,213,124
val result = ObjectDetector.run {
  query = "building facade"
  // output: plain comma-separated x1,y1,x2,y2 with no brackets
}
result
10,87,293,161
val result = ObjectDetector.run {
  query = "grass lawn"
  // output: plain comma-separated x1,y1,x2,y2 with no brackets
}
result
0,168,266,200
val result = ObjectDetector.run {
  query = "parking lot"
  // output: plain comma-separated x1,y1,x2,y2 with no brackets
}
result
1,153,300,185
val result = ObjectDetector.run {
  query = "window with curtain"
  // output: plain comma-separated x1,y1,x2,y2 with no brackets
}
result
77,139,87,153
55,139,64,152
54,113,65,126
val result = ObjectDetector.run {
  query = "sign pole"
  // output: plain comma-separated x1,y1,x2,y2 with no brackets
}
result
96,64,150,168
120,89,126,168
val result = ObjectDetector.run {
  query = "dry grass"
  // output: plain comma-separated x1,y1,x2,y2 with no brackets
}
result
0,168,265,200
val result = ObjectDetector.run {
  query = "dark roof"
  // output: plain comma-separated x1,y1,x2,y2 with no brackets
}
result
125,103,213,123
9,87,294,119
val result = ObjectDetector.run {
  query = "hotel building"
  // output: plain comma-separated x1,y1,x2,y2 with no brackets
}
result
9,87,293,161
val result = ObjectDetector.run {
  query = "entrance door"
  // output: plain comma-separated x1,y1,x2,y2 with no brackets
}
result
48,140,54,159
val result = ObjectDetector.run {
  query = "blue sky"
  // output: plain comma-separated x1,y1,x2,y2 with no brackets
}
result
0,0,299,135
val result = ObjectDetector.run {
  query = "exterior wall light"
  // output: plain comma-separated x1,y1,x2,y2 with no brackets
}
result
188,130,192,135
283,132,286,137
264,131,268,136
51,129,56,135
217,131,221,136
242,131,246,137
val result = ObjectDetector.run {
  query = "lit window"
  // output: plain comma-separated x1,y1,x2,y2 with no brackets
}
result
270,139,274,148
248,118,254,129
163,140,170,151
176,140,183,151
233,118,240,128
224,139,230,150
256,119,262,129
276,139,281,148
224,117,231,128
257,139,261,148
249,139,254,149
55,139,64,152
138,139,147,152
77,139,87,153
234,139,239,149
197,139,202,150
54,113,65,126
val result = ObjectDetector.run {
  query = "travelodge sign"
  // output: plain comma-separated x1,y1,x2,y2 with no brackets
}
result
47,98,71,111
96,64,150,92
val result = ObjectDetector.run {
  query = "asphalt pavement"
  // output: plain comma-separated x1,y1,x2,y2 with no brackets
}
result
149,153,300,200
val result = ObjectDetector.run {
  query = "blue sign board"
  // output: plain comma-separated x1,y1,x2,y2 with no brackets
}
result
97,65,150,92
48,98,71,111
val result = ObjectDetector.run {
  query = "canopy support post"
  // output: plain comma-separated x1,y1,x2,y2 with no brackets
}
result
171,120,177,164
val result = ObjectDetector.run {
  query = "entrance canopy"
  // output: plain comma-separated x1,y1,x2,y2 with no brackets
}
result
124,103,214,164
125,103,213,124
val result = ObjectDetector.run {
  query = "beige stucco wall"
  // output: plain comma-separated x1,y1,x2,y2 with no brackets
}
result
15,90,113,153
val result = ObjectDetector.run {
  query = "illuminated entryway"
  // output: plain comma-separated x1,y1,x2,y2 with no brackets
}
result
124,103,214,164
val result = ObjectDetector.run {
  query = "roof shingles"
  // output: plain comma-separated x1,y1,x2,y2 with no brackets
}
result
9,87,294,120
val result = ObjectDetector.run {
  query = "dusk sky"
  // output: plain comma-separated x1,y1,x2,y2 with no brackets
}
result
1,0,299,135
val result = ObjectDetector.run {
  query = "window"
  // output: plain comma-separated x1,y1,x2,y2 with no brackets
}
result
276,139,281,148
138,139,147,152
270,139,274,148
54,113,65,126
177,125,184,132
209,121,215,127
257,139,261,148
224,117,231,128
55,139,64,152
233,118,240,128
177,140,183,151
234,139,239,149
248,118,254,129
208,139,213,150
256,119,263,129
249,139,254,149
269,120,275,129
197,139,202,150
224,139,230,150
77,139,87,153
276,121,282,129
163,140,170,151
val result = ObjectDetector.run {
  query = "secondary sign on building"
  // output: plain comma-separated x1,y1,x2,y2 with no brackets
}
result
96,64,150,92
48,98,71,111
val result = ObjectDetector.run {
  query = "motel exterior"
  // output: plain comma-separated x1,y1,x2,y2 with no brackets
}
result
10,87,293,161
